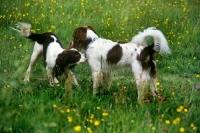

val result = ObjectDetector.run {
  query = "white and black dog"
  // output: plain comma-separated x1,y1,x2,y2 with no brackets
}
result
11,22,86,86
70,26,170,102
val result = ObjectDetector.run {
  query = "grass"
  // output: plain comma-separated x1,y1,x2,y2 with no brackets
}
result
0,0,200,132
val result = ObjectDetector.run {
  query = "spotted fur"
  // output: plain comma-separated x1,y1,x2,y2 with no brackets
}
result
70,26,170,102
11,22,86,86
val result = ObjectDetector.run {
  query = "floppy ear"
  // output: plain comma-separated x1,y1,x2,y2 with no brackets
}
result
53,51,70,77
72,27,87,50
87,26,97,34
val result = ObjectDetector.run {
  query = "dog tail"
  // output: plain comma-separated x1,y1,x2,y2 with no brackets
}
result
11,22,31,37
131,27,171,54
11,22,43,42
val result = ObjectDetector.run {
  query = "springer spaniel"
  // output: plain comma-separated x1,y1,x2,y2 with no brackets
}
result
70,26,170,102
11,22,86,86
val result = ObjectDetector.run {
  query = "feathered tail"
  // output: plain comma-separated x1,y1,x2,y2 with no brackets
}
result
131,27,171,54
10,22,31,37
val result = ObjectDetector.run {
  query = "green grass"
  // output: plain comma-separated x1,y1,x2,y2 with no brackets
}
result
0,0,200,133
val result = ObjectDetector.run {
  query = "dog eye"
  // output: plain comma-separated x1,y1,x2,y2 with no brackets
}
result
76,53,80,57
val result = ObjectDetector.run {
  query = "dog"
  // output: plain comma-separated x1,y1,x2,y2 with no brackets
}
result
11,22,86,86
70,26,170,102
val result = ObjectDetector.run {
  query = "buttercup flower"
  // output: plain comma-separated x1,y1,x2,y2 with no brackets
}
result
131,120,135,123
156,82,160,86
96,106,100,110
66,108,70,113
67,116,72,122
87,127,92,133
102,112,108,116
179,127,185,132
52,104,57,108
172,117,181,125
183,108,188,112
151,126,156,130
94,120,100,126
190,123,194,128
165,120,170,125
74,125,81,132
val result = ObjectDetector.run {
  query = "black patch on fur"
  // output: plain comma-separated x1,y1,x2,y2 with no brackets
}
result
137,44,156,77
106,44,123,65
53,50,81,78
117,41,128,44
27,32,63,60
71,26,97,50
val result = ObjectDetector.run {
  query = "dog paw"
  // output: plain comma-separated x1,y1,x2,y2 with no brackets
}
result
24,78,30,82
53,78,59,84
93,89,98,95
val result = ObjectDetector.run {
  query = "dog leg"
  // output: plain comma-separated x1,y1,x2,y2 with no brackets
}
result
92,70,101,95
136,80,147,103
150,77,157,97
53,77,59,84
132,62,150,103
102,71,112,90
69,70,79,86
24,53,37,82
24,43,42,82
46,67,54,87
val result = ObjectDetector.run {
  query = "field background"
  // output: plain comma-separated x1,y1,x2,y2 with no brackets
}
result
0,0,200,133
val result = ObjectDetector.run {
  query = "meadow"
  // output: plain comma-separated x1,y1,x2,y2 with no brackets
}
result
0,0,200,132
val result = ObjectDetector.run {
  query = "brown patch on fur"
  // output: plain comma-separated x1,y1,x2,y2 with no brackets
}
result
137,44,156,77
53,49,81,78
71,26,96,50
106,44,123,65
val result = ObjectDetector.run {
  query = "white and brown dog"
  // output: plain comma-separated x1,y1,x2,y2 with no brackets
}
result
11,22,86,86
70,26,170,102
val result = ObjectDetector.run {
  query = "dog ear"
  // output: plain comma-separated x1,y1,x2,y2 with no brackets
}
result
53,51,71,77
72,27,87,50
87,26,97,34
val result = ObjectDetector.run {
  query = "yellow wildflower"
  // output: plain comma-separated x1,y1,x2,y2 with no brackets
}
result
66,108,70,113
165,120,170,125
176,108,182,112
192,127,197,131
173,117,181,125
190,123,194,128
179,127,185,132
183,108,188,112
196,74,200,78
94,120,100,126
87,127,92,133
179,106,184,110
102,112,108,116
151,126,156,130
57,84,60,87
90,114,94,119
131,120,135,123
52,104,57,108
60,110,64,113
67,117,72,122
74,125,81,132
156,82,160,86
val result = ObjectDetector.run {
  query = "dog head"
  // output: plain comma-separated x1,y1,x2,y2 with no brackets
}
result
53,48,86,77
70,26,98,50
